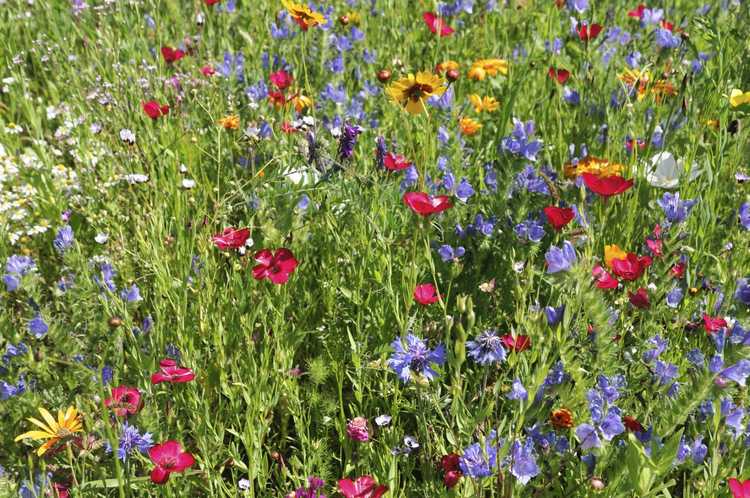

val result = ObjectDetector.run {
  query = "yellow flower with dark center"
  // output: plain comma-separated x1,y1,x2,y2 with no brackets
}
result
218,115,240,130
468,94,500,113
604,244,627,269
282,0,326,30
730,89,750,109
468,58,509,80
550,408,574,429
386,72,446,115
15,406,83,456
459,117,482,135
563,156,623,179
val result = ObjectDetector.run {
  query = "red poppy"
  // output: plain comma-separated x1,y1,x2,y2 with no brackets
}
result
104,385,142,417
611,253,652,281
151,359,196,384
403,192,452,217
581,172,634,197
338,476,387,498
548,66,570,85
269,70,293,90
142,101,169,120
500,334,530,352
577,23,603,41
592,265,619,289
200,65,216,76
149,440,196,484
627,4,646,18
628,287,650,309
384,152,412,171
543,206,575,231
52,484,69,498
414,283,440,305
444,470,462,488
729,478,750,498
211,227,250,251
268,91,287,107
252,248,299,284
623,415,643,432
161,46,186,64
670,262,685,279
703,314,727,334
422,12,454,37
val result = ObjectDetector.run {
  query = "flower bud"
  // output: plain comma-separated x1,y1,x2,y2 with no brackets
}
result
377,69,392,83
446,69,460,82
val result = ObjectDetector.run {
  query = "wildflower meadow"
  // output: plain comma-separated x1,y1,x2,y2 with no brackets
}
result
2,0,750,496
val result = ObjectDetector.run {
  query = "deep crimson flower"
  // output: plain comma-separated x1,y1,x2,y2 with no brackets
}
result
422,12,454,37
149,440,196,484
151,359,196,384
104,385,142,417
500,334,530,352
592,265,619,289
52,484,69,498
611,253,652,281
211,227,250,251
581,173,634,197
142,101,169,120
414,283,440,305
161,46,186,63
384,152,412,171
548,66,570,85
543,206,575,231
338,476,387,498
729,478,750,498
623,416,643,432
268,90,287,107
269,70,293,90
628,4,646,18
703,314,727,334
670,262,685,279
441,453,460,472
403,192,452,217
444,470,462,489
577,23,603,41
200,65,216,76
628,287,650,309
252,248,299,284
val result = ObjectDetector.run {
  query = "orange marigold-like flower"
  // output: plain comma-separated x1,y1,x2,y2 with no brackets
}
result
550,408,574,429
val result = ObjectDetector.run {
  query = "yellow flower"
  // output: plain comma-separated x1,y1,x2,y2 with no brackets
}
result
730,89,750,109
468,94,500,113
604,244,627,269
468,59,509,80
282,0,326,30
459,117,482,136
436,60,460,73
386,72,446,115
563,156,623,179
218,115,240,130
343,11,361,24
292,94,313,113
618,69,675,102
705,119,720,130
15,406,83,456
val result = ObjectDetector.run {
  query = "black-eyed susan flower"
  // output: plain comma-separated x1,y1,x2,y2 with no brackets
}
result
468,94,500,113
282,0,326,31
15,406,83,456
386,72,446,115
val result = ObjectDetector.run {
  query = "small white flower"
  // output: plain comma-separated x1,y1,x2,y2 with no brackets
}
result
119,128,136,144
179,164,188,173
181,178,196,189
122,174,149,184
94,233,109,244
375,415,392,427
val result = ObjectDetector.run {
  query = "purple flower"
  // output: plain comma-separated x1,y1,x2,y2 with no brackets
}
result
501,119,543,161
455,178,475,202
600,409,625,440
545,241,577,273
3,255,35,291
28,315,48,339
709,355,724,373
388,334,446,383
513,164,550,195
544,305,565,326
741,202,750,230
0,377,26,400
120,284,142,303
466,330,507,365
736,278,750,306
575,424,601,450
437,244,465,262
514,216,545,243
562,87,580,106
509,439,539,485
642,335,668,363
641,8,664,25
726,407,745,438
292,476,327,498
566,0,588,14
657,192,696,225
53,225,75,253
459,431,501,479
719,359,750,387
108,422,153,461
428,86,454,111
338,123,362,160
625,51,641,68
654,360,678,386
666,287,684,308
507,378,528,401
655,28,681,49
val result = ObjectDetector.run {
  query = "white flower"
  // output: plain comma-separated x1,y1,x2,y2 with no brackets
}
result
181,178,196,189
646,151,699,189
122,174,149,184
119,128,136,144
94,233,109,244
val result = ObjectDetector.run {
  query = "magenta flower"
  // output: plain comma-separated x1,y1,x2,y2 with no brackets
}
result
413,283,440,305
151,359,195,385
104,385,142,417
149,440,195,484
211,227,250,251
252,248,299,284
346,417,370,442
338,476,387,498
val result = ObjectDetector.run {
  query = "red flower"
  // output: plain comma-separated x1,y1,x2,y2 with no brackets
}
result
500,334,530,352
611,253,652,281
729,478,750,498
280,121,298,134
444,470,462,489
338,476,387,498
628,287,650,309
269,70,293,90
543,206,575,231
703,314,727,334
104,385,142,417
403,192,452,217
161,46,186,64
149,440,196,484
441,453,460,472
205,0,221,4
151,359,196,384
414,283,440,305
628,4,646,18
200,65,216,76
422,12,454,37
384,152,412,171
142,101,169,120
670,262,685,279
592,265,619,289
577,23,603,41
548,67,570,85
252,248,299,284
660,20,674,31
623,416,643,432
582,173,634,197
268,90,287,107
211,227,250,251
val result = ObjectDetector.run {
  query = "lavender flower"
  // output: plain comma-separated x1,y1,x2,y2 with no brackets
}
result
501,119,543,161
53,225,74,253
388,334,446,383
642,335,667,363
545,241,577,273
655,28,681,49
3,255,36,292
575,424,601,450
507,378,528,401
509,439,539,485
654,361,678,386
466,330,507,365
338,123,362,160
657,192,696,225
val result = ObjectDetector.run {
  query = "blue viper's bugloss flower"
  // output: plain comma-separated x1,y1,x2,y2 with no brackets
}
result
101,365,113,385
501,119,543,161
719,359,750,386
625,51,641,68
655,28,681,49
455,178,475,202
509,439,539,485
3,342,28,365
666,287,684,308
654,360,678,385
514,216,545,243
388,334,446,383
466,329,507,365
709,355,724,373
545,241,577,273
1,377,25,400
484,163,498,192
597,375,625,403
94,262,117,292
513,164,550,195
735,278,750,306
438,244,465,262
459,430,502,479
562,87,580,105
338,123,362,160
29,314,48,339
53,225,74,253
544,305,565,326
507,378,528,401
740,202,750,230
3,255,36,291
658,192,697,224
566,0,587,14
576,424,601,450
676,435,707,465
427,86,454,111
641,8,663,25
725,407,745,438
642,335,668,363
599,408,625,440
120,284,142,303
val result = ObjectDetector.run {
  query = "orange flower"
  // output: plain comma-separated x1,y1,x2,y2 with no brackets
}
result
604,244,627,269
468,59,509,80
435,60,460,74
292,94,313,113
618,69,676,102
459,117,482,135
468,94,500,113
550,408,574,429
563,156,623,179
282,0,326,31
218,115,240,130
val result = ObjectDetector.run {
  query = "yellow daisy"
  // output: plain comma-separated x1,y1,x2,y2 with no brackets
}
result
15,406,83,456
730,89,750,109
386,72,446,115
282,0,327,31
468,58,509,80
459,117,482,136
468,94,500,113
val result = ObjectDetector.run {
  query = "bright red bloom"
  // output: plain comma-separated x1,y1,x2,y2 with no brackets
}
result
211,227,250,251
577,23,603,41
660,20,674,31
623,416,643,432
548,67,570,85
205,0,221,4
151,359,196,384
444,470,462,489
628,4,646,18
403,192,452,217
149,440,196,484
592,265,619,289
671,262,685,279
543,206,575,231
384,152,412,171
280,121,298,134
422,12,454,37
414,283,440,305
703,314,727,334
581,173,634,197
104,385,142,417
611,253,652,281
268,90,287,107
252,248,299,284
628,287,650,309
269,70,293,90
730,478,750,498
161,46,186,64
52,484,69,498
142,101,169,120
338,476,387,498
500,334,530,352
200,65,216,76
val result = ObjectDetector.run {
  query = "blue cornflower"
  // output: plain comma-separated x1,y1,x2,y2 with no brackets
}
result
459,431,502,479
544,305,565,326
107,422,153,461
514,216,545,243
735,278,750,306
509,439,539,485
53,225,74,253
654,360,678,386
562,87,580,106
437,244,465,262
657,192,697,225
29,314,48,339
501,119,543,161
507,378,528,401
545,241,577,273
466,330,507,365
388,334,446,383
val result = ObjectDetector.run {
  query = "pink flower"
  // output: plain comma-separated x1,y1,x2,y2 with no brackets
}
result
151,359,196,385
149,440,196,484
161,46,186,64
269,70,293,90
346,417,370,442
592,265,619,289
611,253,652,281
413,283,440,305
730,478,750,498
338,476,388,498
500,334,531,352
200,65,216,76
422,12,454,37
104,385,142,417
211,227,250,251
703,314,727,335
403,192,453,217
252,248,299,284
